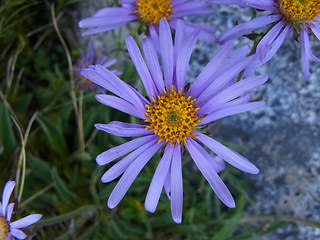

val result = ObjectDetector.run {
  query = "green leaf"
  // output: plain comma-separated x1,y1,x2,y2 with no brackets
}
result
37,114,68,156
28,153,52,183
52,168,77,205
0,101,17,159
211,213,244,240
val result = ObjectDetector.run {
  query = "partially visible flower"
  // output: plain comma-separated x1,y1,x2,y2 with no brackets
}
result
79,0,217,42
0,181,42,240
73,42,121,92
211,0,320,80
81,18,267,223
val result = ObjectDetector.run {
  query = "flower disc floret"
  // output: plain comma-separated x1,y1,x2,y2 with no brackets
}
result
145,87,201,145
278,0,320,22
135,0,174,24
0,217,9,240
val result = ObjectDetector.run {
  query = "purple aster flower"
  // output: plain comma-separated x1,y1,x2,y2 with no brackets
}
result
0,181,42,240
81,18,267,223
78,0,217,42
73,42,121,92
211,0,320,80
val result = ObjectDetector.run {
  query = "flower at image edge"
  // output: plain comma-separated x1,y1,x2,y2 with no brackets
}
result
79,0,217,42
211,0,320,80
81,18,268,223
0,181,42,240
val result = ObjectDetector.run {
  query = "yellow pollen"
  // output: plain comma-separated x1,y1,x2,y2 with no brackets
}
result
81,75,92,84
144,86,202,145
135,0,174,25
277,0,320,22
0,217,10,240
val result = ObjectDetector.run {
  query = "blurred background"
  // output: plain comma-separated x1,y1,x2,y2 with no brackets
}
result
0,0,319,239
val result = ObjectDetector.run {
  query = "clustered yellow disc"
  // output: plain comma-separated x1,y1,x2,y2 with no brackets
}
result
278,0,320,22
145,87,202,145
0,217,9,240
135,0,174,25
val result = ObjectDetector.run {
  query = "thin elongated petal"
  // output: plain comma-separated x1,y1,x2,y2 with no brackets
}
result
191,137,225,172
186,139,235,208
200,101,265,124
96,94,146,119
149,25,160,52
10,214,42,229
200,75,268,114
95,122,152,137
107,142,163,208
10,228,27,239
219,15,281,44
6,203,14,221
101,140,157,183
126,36,157,98
164,166,171,200
1,181,15,218
256,20,284,60
197,55,256,110
172,1,215,17
197,132,259,174
176,30,199,90
93,7,133,17
79,15,137,28
311,22,320,40
96,135,156,166
188,40,234,97
142,38,164,93
145,145,174,213
301,29,311,81
174,19,185,60
159,18,174,89
170,145,183,223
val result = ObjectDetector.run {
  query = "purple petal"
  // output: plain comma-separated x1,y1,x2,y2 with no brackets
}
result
101,140,158,183
159,18,174,89
176,29,199,90
79,15,137,28
301,28,311,81
188,40,234,97
96,135,156,166
81,66,146,110
10,214,42,229
96,94,146,119
311,22,320,40
197,132,259,174
200,75,268,114
10,229,27,240
126,36,157,98
244,25,291,77
6,203,14,221
219,15,281,44
145,145,174,213
1,180,15,218
197,55,256,110
164,165,171,200
191,137,225,172
186,139,235,208
171,1,215,18
256,20,285,60
173,19,185,60
80,21,130,36
107,142,163,208
142,38,164,93
93,7,133,17
149,25,160,52
170,145,183,223
95,122,152,137
200,101,265,124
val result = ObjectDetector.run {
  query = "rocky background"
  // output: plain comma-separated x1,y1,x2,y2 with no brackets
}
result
74,2,320,239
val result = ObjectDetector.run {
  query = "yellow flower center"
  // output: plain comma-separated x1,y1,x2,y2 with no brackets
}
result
278,0,320,22
0,217,10,240
135,0,174,25
145,87,202,145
